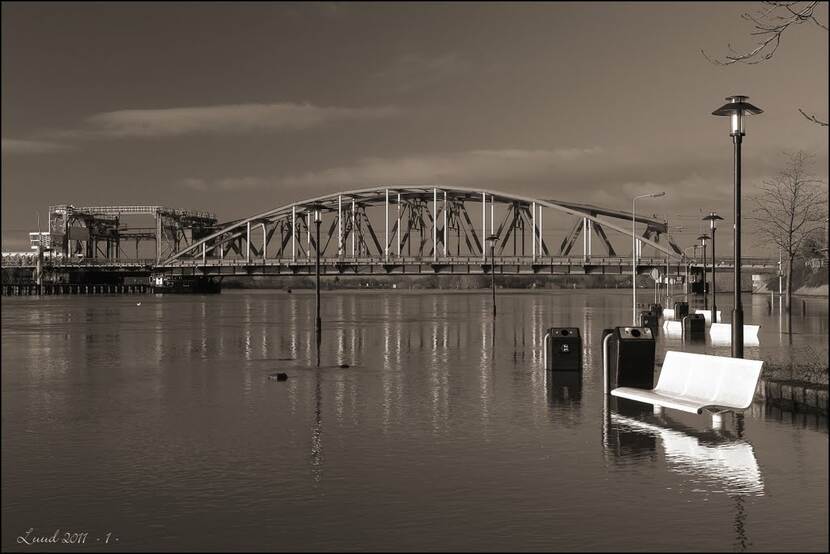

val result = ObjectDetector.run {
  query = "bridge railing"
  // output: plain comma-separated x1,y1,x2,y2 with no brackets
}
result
171,255,694,266
1,256,157,268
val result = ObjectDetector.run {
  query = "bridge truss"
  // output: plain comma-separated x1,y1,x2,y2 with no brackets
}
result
160,186,685,272
48,205,217,262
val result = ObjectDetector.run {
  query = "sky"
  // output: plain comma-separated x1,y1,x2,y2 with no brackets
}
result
2,1,827,254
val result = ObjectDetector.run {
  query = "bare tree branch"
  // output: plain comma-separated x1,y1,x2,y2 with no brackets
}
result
798,108,829,126
703,2,828,126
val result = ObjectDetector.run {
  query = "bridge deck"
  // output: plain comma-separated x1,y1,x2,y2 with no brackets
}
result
2,255,778,273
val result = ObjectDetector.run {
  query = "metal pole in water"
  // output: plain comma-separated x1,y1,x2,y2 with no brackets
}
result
732,133,744,358
315,216,321,335
491,241,496,318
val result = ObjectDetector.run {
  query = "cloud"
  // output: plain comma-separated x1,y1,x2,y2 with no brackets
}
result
1,138,71,154
276,147,603,188
372,52,472,93
71,102,402,138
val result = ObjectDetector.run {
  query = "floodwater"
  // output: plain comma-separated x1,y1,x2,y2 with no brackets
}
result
2,289,827,552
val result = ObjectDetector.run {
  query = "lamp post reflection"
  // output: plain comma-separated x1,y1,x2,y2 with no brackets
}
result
310,370,323,484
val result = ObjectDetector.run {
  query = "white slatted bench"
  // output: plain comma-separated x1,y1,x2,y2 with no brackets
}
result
694,309,722,325
709,322,760,339
610,351,763,424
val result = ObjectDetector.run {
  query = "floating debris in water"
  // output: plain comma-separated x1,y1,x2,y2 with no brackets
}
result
269,372,288,381
339,363,350,369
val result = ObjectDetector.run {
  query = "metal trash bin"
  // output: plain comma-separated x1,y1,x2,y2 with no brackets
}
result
682,313,706,337
603,327,656,391
544,327,582,371
640,310,659,337
674,301,689,319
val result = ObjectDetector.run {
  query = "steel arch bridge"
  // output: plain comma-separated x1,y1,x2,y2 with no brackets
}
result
157,186,700,277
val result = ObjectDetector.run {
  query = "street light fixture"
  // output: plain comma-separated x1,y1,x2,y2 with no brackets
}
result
697,234,710,310
632,192,666,325
683,245,699,297
486,234,499,318
713,95,763,358
703,212,724,323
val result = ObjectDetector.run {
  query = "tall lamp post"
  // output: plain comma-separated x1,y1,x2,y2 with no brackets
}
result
632,192,666,324
713,95,763,358
313,205,323,336
697,234,710,310
703,212,724,323
683,245,699,297
486,234,498,318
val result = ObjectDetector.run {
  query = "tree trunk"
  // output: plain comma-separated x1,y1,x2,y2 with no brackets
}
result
786,256,794,335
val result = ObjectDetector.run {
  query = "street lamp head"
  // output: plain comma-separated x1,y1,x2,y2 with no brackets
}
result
308,203,323,223
712,95,763,136
651,191,666,198
702,211,724,230
697,234,710,246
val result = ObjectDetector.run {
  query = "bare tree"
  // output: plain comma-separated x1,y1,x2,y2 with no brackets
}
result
750,151,827,328
702,1,828,127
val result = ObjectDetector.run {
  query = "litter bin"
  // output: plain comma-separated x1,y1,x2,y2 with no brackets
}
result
682,313,706,337
604,327,656,391
674,301,689,319
640,311,659,337
544,327,582,371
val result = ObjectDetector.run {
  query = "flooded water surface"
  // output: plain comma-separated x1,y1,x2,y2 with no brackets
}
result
2,290,828,551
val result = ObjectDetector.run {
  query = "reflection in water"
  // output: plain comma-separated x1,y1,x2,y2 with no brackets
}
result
311,369,323,485
545,371,582,427
602,399,658,464
4,291,827,552
604,402,764,496
601,397,764,551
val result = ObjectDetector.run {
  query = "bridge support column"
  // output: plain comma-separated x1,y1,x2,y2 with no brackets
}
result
385,188,389,261
292,206,296,262
444,190,448,257
433,188,437,262
351,199,356,258
532,202,536,261
481,192,486,261
246,221,251,263
338,195,342,257
397,193,401,258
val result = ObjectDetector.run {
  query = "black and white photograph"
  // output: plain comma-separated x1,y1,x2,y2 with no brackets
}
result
1,2,828,552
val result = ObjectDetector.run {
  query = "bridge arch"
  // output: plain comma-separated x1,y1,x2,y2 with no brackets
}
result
161,185,682,266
